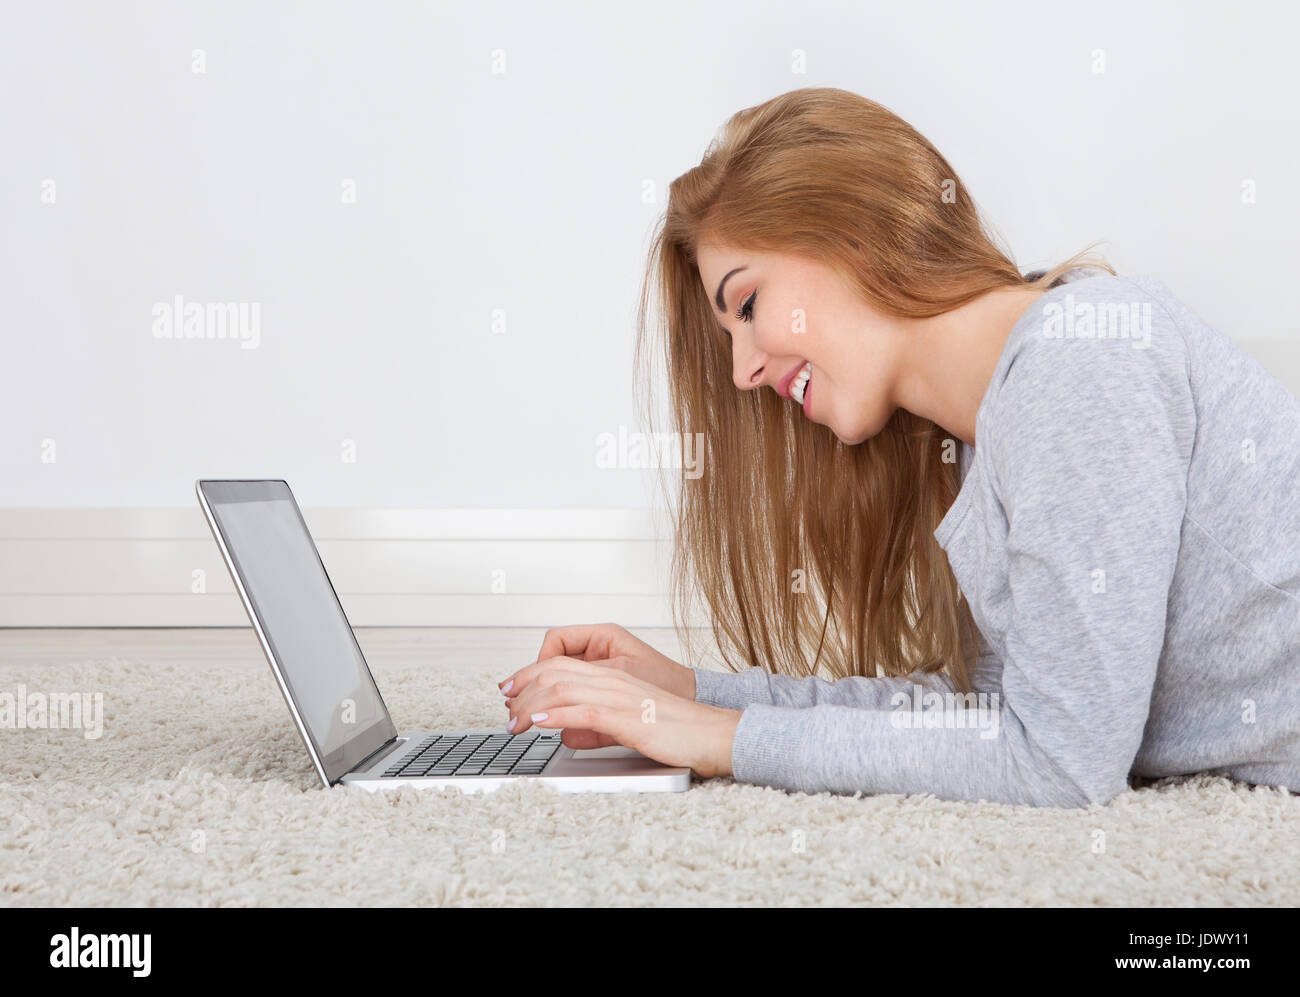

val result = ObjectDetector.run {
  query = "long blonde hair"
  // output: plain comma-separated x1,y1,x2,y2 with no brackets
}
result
634,87,1113,694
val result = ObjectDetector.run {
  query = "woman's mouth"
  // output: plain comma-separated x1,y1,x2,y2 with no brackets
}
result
791,361,812,407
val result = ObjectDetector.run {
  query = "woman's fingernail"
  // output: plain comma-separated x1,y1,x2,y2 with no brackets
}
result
531,712,548,723
507,715,517,731
500,679,513,694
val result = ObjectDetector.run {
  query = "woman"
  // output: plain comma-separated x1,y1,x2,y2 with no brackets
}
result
497,88,1300,807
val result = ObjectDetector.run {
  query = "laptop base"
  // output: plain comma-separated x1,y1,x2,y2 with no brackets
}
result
340,731,692,794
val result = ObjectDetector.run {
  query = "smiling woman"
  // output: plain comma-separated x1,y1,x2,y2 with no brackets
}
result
593,85,1300,807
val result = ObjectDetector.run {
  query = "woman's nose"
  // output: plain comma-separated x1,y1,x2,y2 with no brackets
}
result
733,348,767,391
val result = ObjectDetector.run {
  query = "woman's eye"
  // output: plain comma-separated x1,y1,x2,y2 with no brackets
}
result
734,290,757,323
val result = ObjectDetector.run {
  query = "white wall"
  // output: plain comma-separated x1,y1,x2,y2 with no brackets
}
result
2,0,1297,624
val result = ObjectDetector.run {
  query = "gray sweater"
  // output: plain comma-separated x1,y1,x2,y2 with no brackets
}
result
693,273,1300,807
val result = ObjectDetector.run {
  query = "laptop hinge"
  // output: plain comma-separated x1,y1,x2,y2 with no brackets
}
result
348,736,405,775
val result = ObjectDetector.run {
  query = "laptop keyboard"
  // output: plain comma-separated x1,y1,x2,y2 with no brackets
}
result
381,730,563,779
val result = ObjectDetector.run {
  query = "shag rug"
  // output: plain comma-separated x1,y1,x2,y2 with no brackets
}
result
2,652,1297,907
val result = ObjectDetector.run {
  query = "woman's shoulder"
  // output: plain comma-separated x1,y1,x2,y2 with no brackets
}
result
1028,270,1240,358
975,273,1199,501
989,271,1193,417
1023,271,1297,412
971,272,1196,480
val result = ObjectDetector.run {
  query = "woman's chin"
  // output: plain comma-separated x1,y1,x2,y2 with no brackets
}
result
830,421,866,445
812,393,886,445
832,412,888,446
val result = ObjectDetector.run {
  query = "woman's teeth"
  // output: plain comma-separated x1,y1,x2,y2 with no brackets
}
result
791,362,812,404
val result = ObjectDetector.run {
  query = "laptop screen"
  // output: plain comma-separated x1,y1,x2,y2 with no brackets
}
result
198,480,397,785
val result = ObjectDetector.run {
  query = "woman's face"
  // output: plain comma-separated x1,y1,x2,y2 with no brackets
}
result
695,244,902,445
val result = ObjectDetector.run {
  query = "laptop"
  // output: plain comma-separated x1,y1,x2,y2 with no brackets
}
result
196,479,691,794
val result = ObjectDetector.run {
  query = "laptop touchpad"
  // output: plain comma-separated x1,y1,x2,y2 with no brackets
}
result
569,746,642,760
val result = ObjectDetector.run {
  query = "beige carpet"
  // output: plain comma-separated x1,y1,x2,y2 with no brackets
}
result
2,652,1297,907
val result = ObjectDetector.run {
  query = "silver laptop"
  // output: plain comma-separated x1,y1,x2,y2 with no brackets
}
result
196,479,690,794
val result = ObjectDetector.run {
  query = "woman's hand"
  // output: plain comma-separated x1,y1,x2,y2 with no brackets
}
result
500,656,741,778
499,622,696,701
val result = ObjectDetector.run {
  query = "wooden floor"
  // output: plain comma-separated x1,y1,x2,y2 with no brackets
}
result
0,626,704,673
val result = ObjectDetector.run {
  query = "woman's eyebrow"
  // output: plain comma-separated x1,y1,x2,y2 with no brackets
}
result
715,266,748,311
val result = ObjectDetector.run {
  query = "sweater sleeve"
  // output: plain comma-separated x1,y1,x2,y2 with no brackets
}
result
693,665,953,711
692,641,1004,711
725,298,1195,807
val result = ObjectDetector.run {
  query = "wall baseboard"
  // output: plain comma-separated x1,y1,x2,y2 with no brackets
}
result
0,508,703,628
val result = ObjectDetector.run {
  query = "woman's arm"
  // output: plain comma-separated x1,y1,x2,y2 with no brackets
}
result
692,646,1003,712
